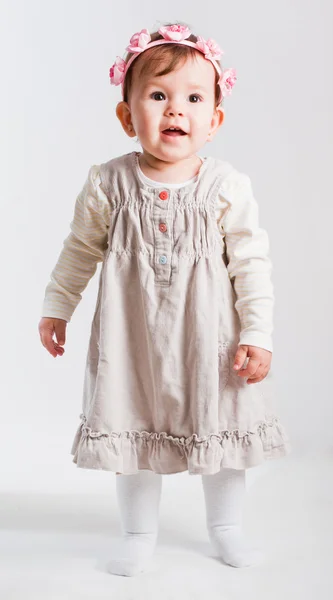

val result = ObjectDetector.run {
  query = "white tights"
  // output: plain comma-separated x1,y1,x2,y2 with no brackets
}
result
202,467,263,567
107,468,263,576
107,470,162,576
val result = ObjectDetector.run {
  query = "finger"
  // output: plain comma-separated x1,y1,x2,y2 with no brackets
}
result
54,323,66,346
52,338,65,356
247,373,267,384
247,365,266,381
54,344,65,355
40,324,62,358
237,358,261,378
233,346,248,370
41,330,58,357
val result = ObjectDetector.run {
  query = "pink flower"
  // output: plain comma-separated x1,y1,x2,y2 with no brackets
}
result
219,68,237,97
109,57,127,86
158,24,191,42
126,28,151,53
196,36,223,60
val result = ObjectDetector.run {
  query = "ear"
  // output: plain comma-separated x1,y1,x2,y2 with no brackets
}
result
116,101,136,137
207,107,224,142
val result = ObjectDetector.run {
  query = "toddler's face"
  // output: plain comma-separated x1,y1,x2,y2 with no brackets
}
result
119,53,223,163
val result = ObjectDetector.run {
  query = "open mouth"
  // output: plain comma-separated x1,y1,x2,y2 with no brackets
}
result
162,127,187,136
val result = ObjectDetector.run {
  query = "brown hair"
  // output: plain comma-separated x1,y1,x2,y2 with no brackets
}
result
123,27,222,107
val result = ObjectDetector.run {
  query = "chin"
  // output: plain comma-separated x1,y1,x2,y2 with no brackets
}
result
159,146,192,159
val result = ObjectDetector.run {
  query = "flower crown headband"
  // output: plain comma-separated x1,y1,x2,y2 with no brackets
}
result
109,24,237,104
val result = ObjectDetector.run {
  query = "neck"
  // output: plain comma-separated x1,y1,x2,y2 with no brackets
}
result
138,151,203,184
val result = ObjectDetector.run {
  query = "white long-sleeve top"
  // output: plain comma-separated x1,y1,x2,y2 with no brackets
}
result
41,161,274,352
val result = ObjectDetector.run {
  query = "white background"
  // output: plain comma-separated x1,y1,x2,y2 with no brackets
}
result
2,0,333,491
2,2,333,598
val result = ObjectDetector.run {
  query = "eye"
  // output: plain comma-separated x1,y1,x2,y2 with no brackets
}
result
189,94,202,103
151,92,166,101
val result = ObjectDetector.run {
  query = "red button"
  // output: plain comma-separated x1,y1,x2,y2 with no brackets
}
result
159,190,168,200
159,223,167,233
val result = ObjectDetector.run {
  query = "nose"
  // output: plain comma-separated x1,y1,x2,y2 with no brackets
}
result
165,107,184,117
164,97,185,117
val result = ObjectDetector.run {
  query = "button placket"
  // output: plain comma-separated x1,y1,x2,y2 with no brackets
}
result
154,189,172,284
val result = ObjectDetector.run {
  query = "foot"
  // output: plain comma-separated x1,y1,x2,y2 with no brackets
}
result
208,526,264,568
106,532,157,577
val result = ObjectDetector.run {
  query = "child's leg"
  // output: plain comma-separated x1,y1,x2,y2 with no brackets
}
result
107,469,162,577
201,467,264,567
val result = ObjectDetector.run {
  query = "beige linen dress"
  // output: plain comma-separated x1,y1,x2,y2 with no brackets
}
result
43,151,291,475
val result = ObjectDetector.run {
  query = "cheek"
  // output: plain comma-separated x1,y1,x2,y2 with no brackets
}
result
194,110,214,134
193,118,212,136
141,111,162,137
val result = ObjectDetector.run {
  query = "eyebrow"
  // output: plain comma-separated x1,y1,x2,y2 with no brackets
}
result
143,80,209,92
186,83,209,91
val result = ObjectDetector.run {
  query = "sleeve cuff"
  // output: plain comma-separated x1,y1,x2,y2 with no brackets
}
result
41,304,72,323
238,332,273,353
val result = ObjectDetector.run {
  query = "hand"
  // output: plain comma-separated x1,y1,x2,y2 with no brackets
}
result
233,344,272,384
38,317,67,358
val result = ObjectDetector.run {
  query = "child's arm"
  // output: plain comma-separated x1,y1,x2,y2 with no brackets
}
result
219,172,274,383
41,165,111,323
